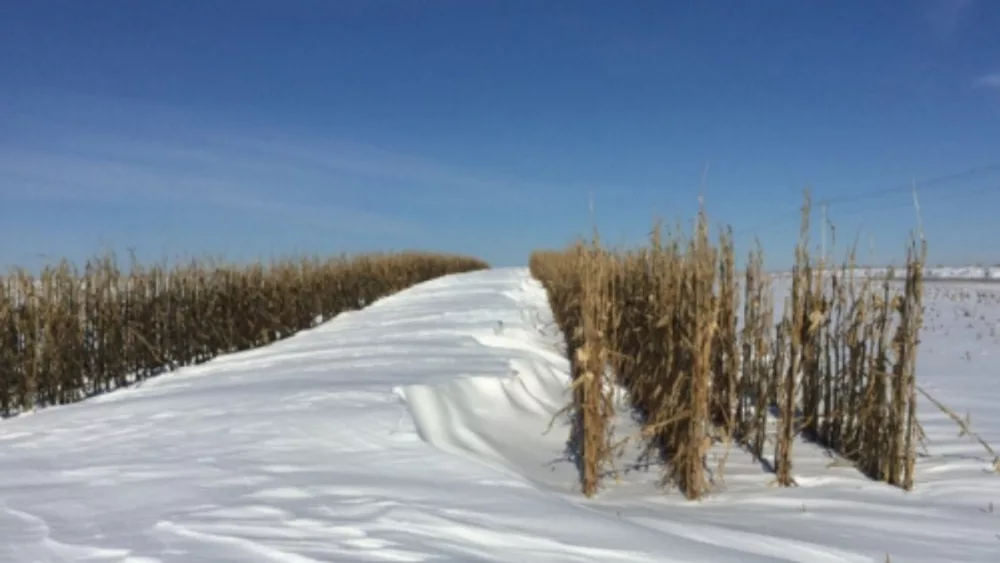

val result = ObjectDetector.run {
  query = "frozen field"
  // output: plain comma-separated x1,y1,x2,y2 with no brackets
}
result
772,265,1000,281
0,268,998,562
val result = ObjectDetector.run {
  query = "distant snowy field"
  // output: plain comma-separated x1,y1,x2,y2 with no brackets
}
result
772,264,1000,281
1,268,999,562
923,265,1000,280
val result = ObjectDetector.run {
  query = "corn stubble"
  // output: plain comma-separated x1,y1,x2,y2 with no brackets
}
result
531,196,927,499
0,252,487,417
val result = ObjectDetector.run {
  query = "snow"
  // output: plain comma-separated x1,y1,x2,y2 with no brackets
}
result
1,268,999,562
921,265,1000,280
773,265,1000,281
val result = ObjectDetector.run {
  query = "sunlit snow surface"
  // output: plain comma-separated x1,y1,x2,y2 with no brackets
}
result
1,268,999,562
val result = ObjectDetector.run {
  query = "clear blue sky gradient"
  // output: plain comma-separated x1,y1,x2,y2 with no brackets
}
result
2,0,999,270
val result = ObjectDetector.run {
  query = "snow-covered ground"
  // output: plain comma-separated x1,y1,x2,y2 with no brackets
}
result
924,265,1000,280
773,265,1000,281
1,268,998,562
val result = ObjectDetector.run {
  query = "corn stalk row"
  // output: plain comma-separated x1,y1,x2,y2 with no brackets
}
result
530,197,926,499
0,251,487,417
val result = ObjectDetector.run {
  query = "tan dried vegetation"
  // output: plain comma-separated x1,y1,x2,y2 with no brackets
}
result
0,251,487,417
531,195,929,499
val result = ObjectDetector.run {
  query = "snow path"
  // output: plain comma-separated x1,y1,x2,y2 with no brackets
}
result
1,268,999,562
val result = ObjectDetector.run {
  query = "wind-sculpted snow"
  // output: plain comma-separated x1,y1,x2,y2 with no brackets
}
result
1,268,998,562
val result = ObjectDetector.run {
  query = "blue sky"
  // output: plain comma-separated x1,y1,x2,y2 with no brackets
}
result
2,0,999,270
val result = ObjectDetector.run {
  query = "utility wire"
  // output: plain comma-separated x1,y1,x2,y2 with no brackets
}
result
824,162,1000,207
734,161,1000,236
820,183,998,226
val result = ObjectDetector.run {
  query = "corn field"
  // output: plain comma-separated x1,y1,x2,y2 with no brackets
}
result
0,251,487,417
530,196,927,499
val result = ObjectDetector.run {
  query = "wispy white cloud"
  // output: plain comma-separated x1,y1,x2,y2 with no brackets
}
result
972,73,1000,89
1,92,642,268
0,93,598,229
0,145,422,238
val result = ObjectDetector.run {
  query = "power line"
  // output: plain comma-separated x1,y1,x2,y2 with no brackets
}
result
823,162,1000,207
734,161,1000,236
823,183,998,224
